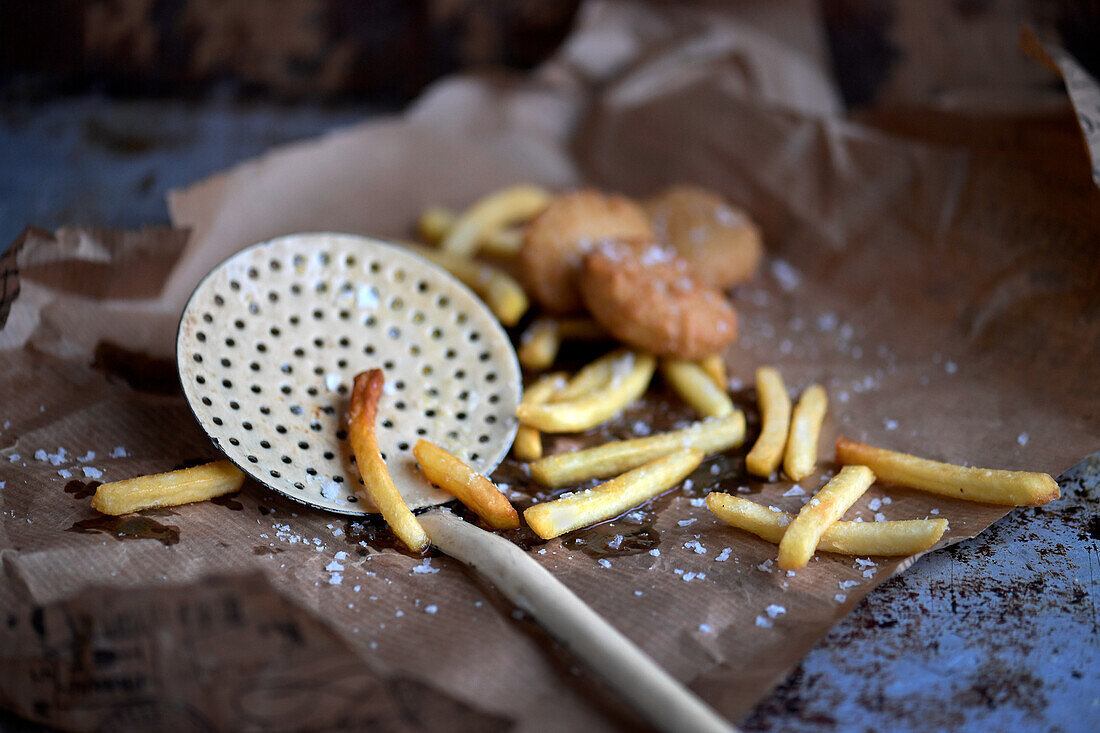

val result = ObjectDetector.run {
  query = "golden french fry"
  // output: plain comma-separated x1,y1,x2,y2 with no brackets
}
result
517,351,655,433
835,438,1059,506
348,369,429,552
745,366,791,478
441,184,550,256
659,358,734,418
778,465,875,570
784,384,827,481
413,440,520,529
416,205,456,243
90,460,244,515
406,243,529,326
706,493,949,556
524,449,703,539
513,372,568,461
531,413,745,488
480,227,525,257
550,348,621,402
699,354,727,390
518,319,561,371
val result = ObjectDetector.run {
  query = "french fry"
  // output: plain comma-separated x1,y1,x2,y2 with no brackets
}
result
745,366,792,478
514,372,568,461
783,384,827,481
348,369,429,552
518,319,561,371
778,465,875,570
480,227,525,257
407,243,529,326
416,205,456,243
524,449,703,539
90,460,244,515
441,184,550,256
518,317,608,371
706,493,949,556
699,354,727,390
531,413,745,488
550,348,622,402
516,351,656,433
835,438,1059,506
659,358,735,418
413,440,520,529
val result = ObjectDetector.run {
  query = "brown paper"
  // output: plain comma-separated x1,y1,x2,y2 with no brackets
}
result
3,1,1100,731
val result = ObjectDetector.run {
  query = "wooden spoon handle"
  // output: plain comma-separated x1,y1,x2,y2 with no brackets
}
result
419,508,736,733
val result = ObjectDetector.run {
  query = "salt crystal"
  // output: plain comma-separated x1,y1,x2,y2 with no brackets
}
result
326,560,344,572
945,361,957,374
598,559,612,568
395,610,404,617
424,605,438,614
776,515,791,527
1017,432,1029,446
682,571,697,582
57,469,72,479
8,455,19,462
874,512,886,522
684,540,707,554
328,573,343,586
757,559,774,572
648,549,661,557
710,464,721,475
755,616,773,628
699,623,712,633
634,590,643,596
883,418,898,431
632,421,651,436
683,479,693,491
607,534,623,550
82,467,102,479
863,569,875,578
868,498,882,511
930,508,940,515
882,497,892,505
854,558,876,568
809,498,821,506
770,259,802,292
715,548,732,562
678,518,697,527
412,559,439,574
783,485,805,497
839,580,859,590
109,446,128,458
689,497,706,507
765,604,786,618
835,593,847,603
78,451,95,462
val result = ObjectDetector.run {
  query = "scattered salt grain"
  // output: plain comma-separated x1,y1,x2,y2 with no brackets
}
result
424,605,438,614
607,534,623,550
412,559,439,574
868,497,882,511
783,485,805,497
883,418,898,431
678,518,697,527
632,421,651,436
874,512,886,522
765,604,786,618
598,559,612,568
882,497,892,505
689,497,706,507
8,455,19,462
649,549,661,557
683,479,693,491
710,464,722,475
715,548,732,562
755,616,773,628
1017,432,1029,446
684,540,707,554
835,593,847,603
319,481,340,500
699,623,712,633
328,573,343,586
809,498,821,506
770,259,802,292
776,515,791,527
839,580,859,590
82,467,102,479
634,590,643,596
757,559,774,573
854,558,876,568
863,568,876,578
57,469,72,479
945,361,957,374
930,508,940,515
326,560,344,572
109,446,129,458
78,451,95,462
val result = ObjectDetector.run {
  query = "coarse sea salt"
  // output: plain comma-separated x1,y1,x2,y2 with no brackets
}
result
109,446,129,458
839,580,859,590
82,467,102,479
715,548,732,562
424,605,438,614
598,559,612,568
783,485,805,497
1017,432,1029,446
649,548,661,557
684,540,707,555
699,623,712,633
678,518,696,527
755,616,773,628
765,604,786,618
412,559,439,575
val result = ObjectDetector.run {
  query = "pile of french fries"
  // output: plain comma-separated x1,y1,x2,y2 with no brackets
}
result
89,183,1061,578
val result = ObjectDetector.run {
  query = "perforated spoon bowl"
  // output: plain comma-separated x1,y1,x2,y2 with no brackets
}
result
177,232,734,733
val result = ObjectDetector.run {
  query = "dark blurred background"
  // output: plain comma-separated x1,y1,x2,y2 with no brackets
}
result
0,0,1096,245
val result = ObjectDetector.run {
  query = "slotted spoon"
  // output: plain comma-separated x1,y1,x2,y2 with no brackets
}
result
177,232,733,733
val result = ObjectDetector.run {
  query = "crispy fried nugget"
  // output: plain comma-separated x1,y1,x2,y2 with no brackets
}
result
519,190,654,314
645,185,763,290
579,241,738,360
